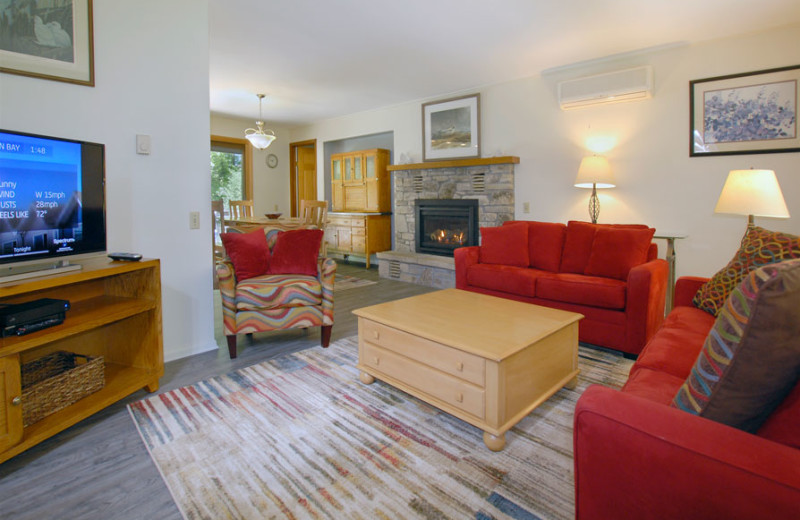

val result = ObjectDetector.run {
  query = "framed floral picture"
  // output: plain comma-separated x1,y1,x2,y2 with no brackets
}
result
0,0,95,87
422,94,480,161
690,65,800,156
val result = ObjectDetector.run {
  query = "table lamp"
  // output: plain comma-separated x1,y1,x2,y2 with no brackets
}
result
714,169,790,228
575,155,615,224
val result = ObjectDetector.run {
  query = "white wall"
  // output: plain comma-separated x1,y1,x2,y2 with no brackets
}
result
210,114,292,216
0,0,215,361
292,25,800,279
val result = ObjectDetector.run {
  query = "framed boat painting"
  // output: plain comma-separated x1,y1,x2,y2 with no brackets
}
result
690,65,800,156
422,93,480,161
0,0,95,87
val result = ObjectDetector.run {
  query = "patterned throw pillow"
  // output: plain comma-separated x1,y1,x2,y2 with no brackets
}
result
672,259,800,432
693,226,800,316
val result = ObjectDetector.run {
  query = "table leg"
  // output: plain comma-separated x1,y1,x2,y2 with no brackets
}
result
483,431,506,451
665,238,676,312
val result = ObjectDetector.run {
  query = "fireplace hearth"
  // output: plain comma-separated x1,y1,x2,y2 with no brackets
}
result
415,199,479,257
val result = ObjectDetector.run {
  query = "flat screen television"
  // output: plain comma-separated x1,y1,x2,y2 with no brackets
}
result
0,129,106,281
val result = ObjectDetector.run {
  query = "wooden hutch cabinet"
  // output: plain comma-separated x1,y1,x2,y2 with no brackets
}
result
331,148,390,212
328,148,392,268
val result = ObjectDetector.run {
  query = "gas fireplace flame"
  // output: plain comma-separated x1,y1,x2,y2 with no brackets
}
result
429,229,466,245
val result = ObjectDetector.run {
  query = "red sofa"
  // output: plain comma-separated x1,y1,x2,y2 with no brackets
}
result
454,220,668,356
574,276,800,519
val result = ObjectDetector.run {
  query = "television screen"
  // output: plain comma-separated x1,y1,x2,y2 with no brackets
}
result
0,129,106,266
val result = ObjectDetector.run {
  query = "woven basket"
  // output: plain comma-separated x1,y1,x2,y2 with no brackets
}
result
22,351,105,427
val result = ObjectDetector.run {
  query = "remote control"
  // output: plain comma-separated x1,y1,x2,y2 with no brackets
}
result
108,252,142,261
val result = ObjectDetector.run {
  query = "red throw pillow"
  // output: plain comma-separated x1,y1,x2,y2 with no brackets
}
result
479,222,529,267
585,227,655,280
268,229,324,276
220,229,270,280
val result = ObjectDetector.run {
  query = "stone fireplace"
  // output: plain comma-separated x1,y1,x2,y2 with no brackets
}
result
377,157,517,287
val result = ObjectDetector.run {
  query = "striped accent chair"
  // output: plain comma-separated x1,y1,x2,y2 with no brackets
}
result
216,227,336,358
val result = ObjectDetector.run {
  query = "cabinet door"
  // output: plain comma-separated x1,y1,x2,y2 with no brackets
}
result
365,179,379,212
332,182,344,211
332,158,342,181
365,153,377,179
344,156,352,182
0,355,23,454
353,155,363,181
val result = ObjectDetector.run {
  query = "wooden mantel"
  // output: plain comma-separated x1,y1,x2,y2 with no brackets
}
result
387,156,519,171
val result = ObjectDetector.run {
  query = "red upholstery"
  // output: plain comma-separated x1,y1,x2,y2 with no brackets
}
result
574,386,800,520
573,275,800,519
454,220,667,356
479,221,530,266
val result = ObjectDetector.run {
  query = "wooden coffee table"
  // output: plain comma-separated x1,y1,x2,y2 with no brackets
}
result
353,289,582,451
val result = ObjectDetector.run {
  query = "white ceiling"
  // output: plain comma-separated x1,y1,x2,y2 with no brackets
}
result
209,0,800,126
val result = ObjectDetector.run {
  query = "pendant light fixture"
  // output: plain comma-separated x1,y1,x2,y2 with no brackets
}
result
244,94,276,150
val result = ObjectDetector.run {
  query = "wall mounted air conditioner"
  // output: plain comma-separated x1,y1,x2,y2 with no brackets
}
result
558,66,653,110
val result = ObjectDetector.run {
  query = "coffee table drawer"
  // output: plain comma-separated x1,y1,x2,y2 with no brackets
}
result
361,342,485,419
361,320,485,386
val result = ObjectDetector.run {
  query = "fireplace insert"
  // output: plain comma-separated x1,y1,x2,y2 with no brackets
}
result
415,199,479,257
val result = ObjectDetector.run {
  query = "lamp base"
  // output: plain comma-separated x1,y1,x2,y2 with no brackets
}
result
588,183,599,224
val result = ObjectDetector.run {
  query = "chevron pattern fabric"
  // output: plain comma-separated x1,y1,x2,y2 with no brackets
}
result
693,226,800,316
673,259,800,431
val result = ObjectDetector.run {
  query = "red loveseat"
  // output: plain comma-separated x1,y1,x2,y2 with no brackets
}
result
454,220,668,356
574,276,800,519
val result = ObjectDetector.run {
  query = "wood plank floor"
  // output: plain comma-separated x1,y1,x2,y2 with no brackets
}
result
0,262,434,520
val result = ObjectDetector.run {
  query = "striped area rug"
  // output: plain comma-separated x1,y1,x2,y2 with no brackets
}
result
129,336,632,520
334,274,377,291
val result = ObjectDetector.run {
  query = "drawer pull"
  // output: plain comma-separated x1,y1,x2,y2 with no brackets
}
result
455,393,463,403
456,362,464,372
373,357,380,366
372,330,380,340
12,396,21,406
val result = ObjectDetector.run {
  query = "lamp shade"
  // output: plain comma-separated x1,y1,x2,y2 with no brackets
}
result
575,155,615,188
714,169,789,219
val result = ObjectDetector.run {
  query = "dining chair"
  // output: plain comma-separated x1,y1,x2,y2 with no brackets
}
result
211,199,225,288
299,199,328,256
229,199,254,219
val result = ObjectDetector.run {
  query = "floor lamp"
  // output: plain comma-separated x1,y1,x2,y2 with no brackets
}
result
575,155,615,224
714,169,790,228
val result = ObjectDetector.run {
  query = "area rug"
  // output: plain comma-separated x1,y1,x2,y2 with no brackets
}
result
129,336,632,520
333,274,377,291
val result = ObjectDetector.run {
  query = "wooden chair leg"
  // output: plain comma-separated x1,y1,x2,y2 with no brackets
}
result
321,325,332,348
226,335,238,359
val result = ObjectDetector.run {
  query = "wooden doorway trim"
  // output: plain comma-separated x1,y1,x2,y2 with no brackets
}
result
289,139,317,217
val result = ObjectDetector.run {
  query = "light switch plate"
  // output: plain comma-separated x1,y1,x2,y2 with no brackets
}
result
136,134,151,155
189,211,200,229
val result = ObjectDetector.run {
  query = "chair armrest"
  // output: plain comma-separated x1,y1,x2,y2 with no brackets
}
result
624,258,668,355
574,385,800,520
674,276,709,307
216,259,236,302
454,246,480,289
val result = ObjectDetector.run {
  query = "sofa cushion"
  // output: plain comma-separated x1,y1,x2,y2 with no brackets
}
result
505,220,566,272
536,273,627,309
672,259,800,432
757,380,800,449
559,221,653,274
585,227,655,280
622,367,686,405
466,264,542,297
235,274,323,310
480,222,529,267
267,229,324,276
220,228,270,281
693,226,800,316
559,221,597,273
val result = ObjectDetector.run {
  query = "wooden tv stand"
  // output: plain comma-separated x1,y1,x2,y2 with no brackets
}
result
0,257,163,463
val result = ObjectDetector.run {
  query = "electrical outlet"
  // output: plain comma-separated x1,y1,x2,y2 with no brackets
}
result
522,202,530,214
274,204,279,211
189,211,200,229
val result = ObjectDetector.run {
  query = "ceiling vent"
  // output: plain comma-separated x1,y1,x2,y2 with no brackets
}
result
558,66,653,110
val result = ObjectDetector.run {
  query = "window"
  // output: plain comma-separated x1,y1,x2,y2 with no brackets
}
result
210,136,253,215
